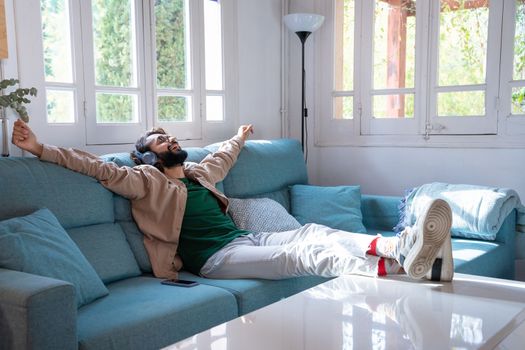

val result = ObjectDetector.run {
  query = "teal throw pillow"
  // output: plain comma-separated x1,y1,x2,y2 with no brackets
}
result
0,208,109,307
290,185,366,233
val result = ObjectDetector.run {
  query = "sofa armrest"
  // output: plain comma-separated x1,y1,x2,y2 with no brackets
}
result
0,268,77,350
495,209,517,246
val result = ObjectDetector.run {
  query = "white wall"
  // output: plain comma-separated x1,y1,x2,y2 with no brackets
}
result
310,146,525,198
237,0,284,139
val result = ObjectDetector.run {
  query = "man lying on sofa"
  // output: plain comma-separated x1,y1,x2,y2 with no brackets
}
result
12,119,454,282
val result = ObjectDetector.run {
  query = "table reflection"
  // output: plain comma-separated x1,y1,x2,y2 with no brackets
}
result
167,275,525,350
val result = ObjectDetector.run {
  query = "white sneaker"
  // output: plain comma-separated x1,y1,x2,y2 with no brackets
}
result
397,199,452,279
425,232,454,282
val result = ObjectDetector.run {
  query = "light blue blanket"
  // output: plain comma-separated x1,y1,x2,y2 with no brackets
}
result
399,182,525,242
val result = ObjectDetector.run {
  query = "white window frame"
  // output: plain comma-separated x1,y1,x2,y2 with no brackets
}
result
81,0,148,145
148,0,201,141
360,0,423,136
13,0,237,147
500,0,525,135
427,0,502,135
315,0,525,148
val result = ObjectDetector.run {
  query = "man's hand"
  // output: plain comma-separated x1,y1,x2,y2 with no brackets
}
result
237,124,254,142
11,119,43,157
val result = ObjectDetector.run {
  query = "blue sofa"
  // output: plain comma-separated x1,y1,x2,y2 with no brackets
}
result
0,139,516,350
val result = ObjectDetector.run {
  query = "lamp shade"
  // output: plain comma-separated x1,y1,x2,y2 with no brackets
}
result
283,13,324,33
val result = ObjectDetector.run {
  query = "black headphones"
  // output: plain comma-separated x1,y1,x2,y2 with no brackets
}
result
134,151,158,165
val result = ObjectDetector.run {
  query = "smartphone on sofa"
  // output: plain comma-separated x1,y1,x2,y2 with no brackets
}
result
161,279,199,287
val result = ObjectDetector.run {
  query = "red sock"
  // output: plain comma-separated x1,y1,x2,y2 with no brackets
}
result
378,257,387,276
367,237,379,256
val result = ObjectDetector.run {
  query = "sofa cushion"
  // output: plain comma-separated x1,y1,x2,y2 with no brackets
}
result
111,195,154,272
361,194,401,231
291,185,367,233
249,188,292,212
393,183,523,241
452,238,514,279
118,221,152,273
0,158,114,228
210,139,308,198
0,208,108,307
178,272,330,315
99,152,136,167
228,197,301,232
114,195,133,222
67,223,141,284
77,276,238,350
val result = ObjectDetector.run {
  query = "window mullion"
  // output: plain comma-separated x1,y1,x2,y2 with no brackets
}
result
69,0,84,125
142,0,155,131
416,0,432,138
485,0,504,132
499,0,525,136
78,0,96,128
189,0,203,135
359,0,373,135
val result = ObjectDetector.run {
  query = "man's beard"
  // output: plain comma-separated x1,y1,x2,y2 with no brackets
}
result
157,149,188,168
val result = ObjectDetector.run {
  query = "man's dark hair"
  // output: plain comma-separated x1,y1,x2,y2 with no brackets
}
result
130,127,168,172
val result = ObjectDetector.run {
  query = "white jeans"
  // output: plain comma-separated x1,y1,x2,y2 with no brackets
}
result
200,223,380,279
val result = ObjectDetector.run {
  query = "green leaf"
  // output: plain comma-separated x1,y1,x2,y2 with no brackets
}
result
0,78,36,122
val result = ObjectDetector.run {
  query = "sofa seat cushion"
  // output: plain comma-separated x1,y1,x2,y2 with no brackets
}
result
77,276,238,350
451,238,513,278
178,271,331,315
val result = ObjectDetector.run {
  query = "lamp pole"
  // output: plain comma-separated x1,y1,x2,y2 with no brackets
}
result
296,31,311,154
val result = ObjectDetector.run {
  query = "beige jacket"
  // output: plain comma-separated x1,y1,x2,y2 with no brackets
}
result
40,136,245,279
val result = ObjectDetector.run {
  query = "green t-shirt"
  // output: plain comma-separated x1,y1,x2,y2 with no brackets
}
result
177,178,249,274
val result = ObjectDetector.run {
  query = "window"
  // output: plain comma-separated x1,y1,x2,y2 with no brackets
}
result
155,0,190,124
41,0,76,124
500,0,525,135
362,0,418,135
333,0,355,120
316,0,520,146
427,0,501,135
511,0,525,115
16,0,235,145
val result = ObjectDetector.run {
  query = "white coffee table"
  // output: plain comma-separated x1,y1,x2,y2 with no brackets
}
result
165,274,525,349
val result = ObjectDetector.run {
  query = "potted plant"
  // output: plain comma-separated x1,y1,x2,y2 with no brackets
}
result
0,78,37,156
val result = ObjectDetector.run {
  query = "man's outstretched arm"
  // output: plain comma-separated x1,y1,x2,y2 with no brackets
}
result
191,124,254,185
11,119,148,200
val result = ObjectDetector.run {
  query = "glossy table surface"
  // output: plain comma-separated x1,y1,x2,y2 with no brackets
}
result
165,274,525,350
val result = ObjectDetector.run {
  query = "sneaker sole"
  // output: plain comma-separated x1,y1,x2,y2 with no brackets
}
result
404,199,452,279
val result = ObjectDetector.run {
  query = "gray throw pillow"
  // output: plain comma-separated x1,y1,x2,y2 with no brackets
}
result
228,198,302,232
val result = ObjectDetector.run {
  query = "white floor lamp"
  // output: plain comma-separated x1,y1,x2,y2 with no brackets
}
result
283,13,324,158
